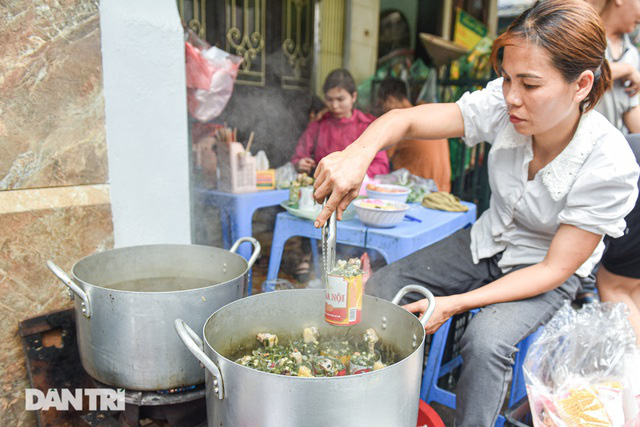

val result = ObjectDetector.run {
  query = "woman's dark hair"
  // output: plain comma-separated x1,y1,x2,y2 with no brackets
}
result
323,69,357,95
309,95,325,115
490,0,612,112
378,78,409,102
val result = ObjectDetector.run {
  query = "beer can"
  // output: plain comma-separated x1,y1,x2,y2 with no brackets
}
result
325,272,363,326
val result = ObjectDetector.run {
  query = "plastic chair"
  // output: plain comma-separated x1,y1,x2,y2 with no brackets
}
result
420,310,542,427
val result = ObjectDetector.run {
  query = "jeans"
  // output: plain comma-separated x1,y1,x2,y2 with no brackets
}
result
366,228,590,426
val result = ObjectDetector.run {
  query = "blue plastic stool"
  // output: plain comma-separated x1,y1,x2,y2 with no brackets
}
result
420,311,542,426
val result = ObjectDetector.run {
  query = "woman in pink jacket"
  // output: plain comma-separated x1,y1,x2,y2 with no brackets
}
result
292,69,389,178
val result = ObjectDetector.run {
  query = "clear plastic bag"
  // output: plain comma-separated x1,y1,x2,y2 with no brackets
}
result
254,150,269,170
275,162,298,189
524,302,640,426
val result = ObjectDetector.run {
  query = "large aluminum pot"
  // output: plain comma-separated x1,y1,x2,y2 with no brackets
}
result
175,286,435,427
47,238,260,391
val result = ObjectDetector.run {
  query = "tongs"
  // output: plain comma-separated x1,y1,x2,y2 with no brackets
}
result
321,199,337,279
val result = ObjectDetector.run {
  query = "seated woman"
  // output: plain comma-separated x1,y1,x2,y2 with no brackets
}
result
291,69,389,178
378,77,451,192
311,1,639,424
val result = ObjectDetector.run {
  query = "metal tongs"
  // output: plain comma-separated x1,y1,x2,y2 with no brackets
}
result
321,199,337,279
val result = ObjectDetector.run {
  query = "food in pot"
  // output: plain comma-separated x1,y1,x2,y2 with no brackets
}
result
234,327,396,377
325,258,364,326
303,326,319,344
257,332,278,348
297,365,313,377
349,350,385,374
319,337,354,365
363,327,379,353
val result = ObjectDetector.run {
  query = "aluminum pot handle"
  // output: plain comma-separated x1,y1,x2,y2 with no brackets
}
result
391,285,436,329
174,319,224,400
46,260,91,318
230,237,261,270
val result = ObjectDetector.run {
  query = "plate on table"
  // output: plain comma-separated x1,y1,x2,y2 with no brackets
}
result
280,201,357,221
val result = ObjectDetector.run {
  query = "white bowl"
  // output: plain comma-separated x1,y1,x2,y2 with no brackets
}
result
353,198,410,228
366,184,411,203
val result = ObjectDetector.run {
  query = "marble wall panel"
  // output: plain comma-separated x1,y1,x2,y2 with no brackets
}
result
0,1,113,424
0,0,107,190
0,200,113,424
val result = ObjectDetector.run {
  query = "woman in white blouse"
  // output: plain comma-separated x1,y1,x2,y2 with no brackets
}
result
312,0,639,424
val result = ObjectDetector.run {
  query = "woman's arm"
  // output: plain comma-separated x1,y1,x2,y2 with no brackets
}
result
623,105,640,133
609,62,640,96
403,224,602,334
313,103,464,226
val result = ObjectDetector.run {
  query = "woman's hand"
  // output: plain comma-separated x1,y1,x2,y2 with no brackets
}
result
295,157,316,174
402,296,460,335
625,68,640,96
616,62,640,96
313,147,372,226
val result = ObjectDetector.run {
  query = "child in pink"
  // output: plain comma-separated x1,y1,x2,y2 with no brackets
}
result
292,69,389,178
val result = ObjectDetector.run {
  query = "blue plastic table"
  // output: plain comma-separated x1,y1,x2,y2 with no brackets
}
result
197,188,288,255
267,201,477,281
197,188,289,293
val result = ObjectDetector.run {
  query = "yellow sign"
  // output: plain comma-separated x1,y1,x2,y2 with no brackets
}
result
453,8,488,51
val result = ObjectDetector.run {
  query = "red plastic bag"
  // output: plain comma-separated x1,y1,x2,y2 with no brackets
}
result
185,40,243,122
185,42,215,90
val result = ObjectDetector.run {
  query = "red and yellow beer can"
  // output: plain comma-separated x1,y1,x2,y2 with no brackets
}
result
325,273,364,326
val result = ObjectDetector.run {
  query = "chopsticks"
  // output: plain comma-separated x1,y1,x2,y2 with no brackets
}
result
245,131,255,153
212,125,255,153
213,125,235,144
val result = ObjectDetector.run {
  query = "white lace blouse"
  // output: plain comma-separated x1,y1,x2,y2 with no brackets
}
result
456,78,639,277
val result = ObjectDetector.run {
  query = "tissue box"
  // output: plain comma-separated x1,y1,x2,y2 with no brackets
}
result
256,169,276,190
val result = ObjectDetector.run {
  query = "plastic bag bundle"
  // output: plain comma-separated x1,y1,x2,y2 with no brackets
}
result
524,301,640,426
185,39,243,122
